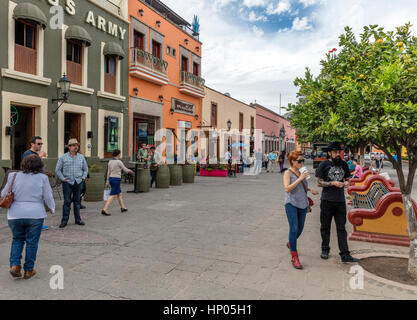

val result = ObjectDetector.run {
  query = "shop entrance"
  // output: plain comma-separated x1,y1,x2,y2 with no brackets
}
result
64,112,81,151
10,105,35,169
133,116,156,154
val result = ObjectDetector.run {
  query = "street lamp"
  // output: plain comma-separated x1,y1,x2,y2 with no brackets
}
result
52,73,71,114
227,119,232,131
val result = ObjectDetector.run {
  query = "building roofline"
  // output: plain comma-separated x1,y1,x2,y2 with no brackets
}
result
139,0,203,45
204,86,256,110
252,103,288,122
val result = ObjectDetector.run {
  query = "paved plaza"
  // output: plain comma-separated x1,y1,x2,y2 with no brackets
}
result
0,160,416,300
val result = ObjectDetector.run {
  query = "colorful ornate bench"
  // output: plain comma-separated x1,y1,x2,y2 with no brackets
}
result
347,174,417,247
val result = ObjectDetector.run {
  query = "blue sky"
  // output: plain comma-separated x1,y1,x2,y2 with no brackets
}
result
161,0,417,115
217,0,322,35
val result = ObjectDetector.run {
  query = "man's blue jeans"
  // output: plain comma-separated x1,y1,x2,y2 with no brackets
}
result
8,218,44,271
62,181,82,224
285,203,307,252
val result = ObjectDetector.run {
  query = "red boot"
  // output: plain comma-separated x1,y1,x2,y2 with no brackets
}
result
291,251,303,269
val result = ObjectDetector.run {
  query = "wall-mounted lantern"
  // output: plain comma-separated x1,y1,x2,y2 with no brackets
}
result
52,73,71,114
133,87,138,96
227,119,232,131
139,9,144,16
156,20,161,27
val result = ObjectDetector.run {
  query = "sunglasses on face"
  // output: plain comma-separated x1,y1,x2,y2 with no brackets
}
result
36,143,43,146
296,159,305,164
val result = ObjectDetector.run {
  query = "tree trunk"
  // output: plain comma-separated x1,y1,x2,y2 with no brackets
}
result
403,193,417,280
359,143,366,167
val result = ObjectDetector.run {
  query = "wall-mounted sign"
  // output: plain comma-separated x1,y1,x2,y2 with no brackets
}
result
46,1,127,40
178,121,192,129
172,98,195,115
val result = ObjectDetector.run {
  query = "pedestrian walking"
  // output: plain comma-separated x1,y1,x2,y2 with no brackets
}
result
22,136,50,231
347,155,355,177
263,153,268,169
315,142,359,263
267,151,277,173
254,149,263,174
370,160,378,173
283,151,318,269
279,151,285,173
352,159,363,179
148,147,159,187
2,154,55,279
102,150,133,216
378,153,384,168
55,139,88,228
225,149,235,177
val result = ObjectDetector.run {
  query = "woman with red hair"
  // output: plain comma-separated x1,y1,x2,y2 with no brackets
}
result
283,151,318,269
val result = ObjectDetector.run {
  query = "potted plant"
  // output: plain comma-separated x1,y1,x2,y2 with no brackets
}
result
200,162,228,177
84,164,105,202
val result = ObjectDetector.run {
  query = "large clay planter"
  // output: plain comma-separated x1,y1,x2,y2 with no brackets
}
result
183,164,195,183
136,168,150,193
156,165,170,188
169,164,182,186
84,171,105,202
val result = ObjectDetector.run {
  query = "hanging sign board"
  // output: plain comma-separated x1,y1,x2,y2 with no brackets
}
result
172,98,195,115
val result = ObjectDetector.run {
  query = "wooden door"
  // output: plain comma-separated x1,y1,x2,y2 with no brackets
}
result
65,112,81,145
26,107,35,149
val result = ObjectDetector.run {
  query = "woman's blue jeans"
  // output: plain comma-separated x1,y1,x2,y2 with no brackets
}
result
285,203,307,252
8,218,44,271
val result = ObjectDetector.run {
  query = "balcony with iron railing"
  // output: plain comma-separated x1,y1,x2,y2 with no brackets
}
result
179,70,205,98
129,47,169,85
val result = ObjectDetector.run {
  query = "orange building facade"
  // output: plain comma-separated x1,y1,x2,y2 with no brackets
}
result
128,0,204,159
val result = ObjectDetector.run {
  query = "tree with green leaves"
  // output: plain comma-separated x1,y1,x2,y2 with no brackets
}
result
289,23,417,278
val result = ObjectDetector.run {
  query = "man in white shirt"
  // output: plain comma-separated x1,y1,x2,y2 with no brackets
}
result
224,149,234,177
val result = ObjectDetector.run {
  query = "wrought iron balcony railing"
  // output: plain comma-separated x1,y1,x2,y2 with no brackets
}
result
180,70,205,89
130,47,168,74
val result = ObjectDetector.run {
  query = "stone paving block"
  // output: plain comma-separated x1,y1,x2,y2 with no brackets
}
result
196,270,238,286
207,260,244,275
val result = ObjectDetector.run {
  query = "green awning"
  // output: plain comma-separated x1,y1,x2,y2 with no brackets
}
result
13,2,47,29
103,42,125,60
65,25,92,47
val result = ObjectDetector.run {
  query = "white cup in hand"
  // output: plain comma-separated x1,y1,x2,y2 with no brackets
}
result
300,167,310,180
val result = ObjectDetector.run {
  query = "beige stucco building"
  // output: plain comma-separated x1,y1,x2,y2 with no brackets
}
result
201,86,257,160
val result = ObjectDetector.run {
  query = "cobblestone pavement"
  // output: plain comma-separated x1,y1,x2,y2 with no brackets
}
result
0,160,416,300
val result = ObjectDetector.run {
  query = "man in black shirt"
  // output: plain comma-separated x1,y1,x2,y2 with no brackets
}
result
315,142,359,263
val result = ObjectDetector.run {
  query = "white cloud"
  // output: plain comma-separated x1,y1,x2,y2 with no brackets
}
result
248,11,267,22
266,0,291,15
252,25,265,37
155,0,417,113
299,0,319,8
291,16,312,31
242,0,266,8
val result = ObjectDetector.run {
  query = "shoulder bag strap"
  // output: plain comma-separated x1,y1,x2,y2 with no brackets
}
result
8,172,18,193
289,169,308,194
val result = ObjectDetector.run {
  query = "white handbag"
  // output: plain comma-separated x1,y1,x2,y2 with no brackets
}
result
103,189,111,201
